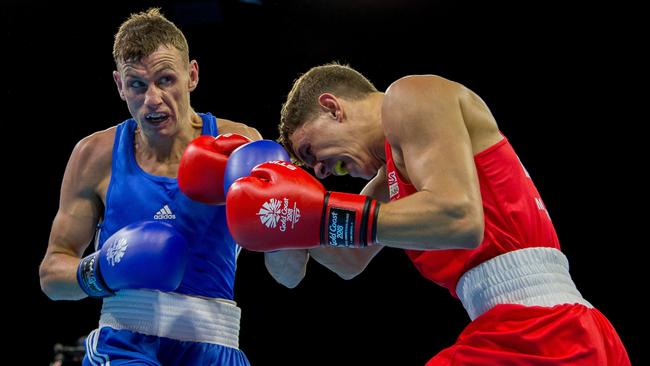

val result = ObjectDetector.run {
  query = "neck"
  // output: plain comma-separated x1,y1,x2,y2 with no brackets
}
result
134,112,202,165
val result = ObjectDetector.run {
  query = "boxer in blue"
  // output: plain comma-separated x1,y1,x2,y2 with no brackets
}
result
39,8,287,365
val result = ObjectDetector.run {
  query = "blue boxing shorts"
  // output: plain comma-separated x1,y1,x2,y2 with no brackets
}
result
82,290,250,366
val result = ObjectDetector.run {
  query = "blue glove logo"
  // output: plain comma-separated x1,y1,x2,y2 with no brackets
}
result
106,238,129,266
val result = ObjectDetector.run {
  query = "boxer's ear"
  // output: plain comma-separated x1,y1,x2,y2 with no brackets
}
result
318,93,343,122
113,71,126,101
188,60,199,92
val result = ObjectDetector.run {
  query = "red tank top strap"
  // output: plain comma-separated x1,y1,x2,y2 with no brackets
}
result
384,140,417,199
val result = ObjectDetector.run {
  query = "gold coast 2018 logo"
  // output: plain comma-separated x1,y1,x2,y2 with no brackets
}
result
257,198,301,231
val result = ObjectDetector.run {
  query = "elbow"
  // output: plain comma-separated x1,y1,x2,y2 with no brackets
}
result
264,250,309,288
275,273,304,289
455,206,484,250
40,281,56,300
39,265,61,301
39,250,87,301
39,260,78,301
420,202,484,250
334,255,372,280
334,259,370,280
337,270,362,281
41,286,63,301
459,223,484,250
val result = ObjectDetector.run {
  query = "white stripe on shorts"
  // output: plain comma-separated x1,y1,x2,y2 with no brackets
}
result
456,247,592,320
85,327,111,366
99,289,241,348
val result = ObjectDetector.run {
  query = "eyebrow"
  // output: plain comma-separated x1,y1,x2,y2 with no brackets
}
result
153,63,177,73
122,62,178,78
295,144,312,166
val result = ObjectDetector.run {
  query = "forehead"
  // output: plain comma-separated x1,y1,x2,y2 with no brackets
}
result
119,45,185,73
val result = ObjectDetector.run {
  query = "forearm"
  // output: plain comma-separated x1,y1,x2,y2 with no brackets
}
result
264,250,309,288
376,191,483,250
229,161,477,252
39,252,86,301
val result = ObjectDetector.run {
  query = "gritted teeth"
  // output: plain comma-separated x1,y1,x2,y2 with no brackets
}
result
145,112,169,122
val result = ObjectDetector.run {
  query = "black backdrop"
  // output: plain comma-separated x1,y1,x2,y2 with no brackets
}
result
6,1,642,364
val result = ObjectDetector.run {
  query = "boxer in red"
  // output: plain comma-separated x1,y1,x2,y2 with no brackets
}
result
226,63,631,365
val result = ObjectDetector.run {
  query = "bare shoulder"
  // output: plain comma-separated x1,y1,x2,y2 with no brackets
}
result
217,118,263,141
383,75,464,124
68,127,115,187
385,75,463,104
382,75,464,148
384,75,501,156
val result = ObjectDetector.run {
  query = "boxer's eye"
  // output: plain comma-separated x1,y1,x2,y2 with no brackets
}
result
129,80,145,89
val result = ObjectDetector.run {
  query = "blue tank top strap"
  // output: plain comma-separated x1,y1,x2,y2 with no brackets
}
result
111,119,135,182
200,112,219,136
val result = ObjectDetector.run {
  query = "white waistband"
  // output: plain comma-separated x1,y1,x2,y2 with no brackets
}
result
456,247,592,320
99,289,241,348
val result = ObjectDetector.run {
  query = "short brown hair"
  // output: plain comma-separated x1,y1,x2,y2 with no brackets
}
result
278,62,378,163
113,8,189,66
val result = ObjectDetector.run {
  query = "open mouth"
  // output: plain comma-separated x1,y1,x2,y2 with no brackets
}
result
145,112,170,124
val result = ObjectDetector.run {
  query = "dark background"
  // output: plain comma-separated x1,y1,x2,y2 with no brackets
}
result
6,0,643,364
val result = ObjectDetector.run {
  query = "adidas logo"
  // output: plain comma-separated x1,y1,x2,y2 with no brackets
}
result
154,205,176,220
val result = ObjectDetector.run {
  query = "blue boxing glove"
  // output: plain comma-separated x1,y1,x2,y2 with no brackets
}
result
223,140,290,194
77,221,189,298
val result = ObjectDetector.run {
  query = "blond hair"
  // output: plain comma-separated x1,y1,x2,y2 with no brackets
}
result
113,8,189,66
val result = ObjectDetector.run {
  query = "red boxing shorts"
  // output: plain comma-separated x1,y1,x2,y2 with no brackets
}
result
427,248,630,365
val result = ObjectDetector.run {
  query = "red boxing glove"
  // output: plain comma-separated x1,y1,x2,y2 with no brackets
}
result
178,133,251,204
226,161,380,251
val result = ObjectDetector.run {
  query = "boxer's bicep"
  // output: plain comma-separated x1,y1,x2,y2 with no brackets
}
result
377,76,483,249
400,90,479,202
51,137,106,256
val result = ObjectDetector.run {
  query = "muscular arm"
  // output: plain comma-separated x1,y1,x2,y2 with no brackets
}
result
376,76,485,250
217,119,263,141
39,132,112,300
266,168,389,286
